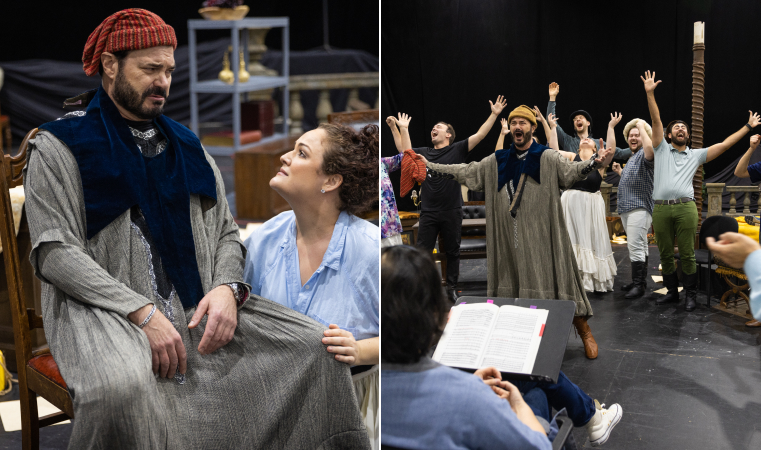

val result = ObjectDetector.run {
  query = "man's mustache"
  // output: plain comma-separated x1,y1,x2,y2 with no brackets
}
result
143,86,167,99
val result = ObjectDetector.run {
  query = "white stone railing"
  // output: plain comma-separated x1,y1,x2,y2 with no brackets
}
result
288,72,379,135
705,183,760,217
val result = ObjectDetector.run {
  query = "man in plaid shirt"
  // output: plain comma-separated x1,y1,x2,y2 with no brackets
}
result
612,120,655,299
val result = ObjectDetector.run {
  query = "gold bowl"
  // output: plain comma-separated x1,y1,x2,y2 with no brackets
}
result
198,5,250,20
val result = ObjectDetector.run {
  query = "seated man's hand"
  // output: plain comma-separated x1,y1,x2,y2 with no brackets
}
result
323,324,360,364
129,304,187,378
474,367,511,400
706,232,761,268
188,285,238,355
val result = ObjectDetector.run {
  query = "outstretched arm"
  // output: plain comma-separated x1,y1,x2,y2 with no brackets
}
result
496,118,511,151
641,71,664,148
396,112,413,152
468,95,507,151
385,116,403,152
706,112,761,162
417,154,491,192
735,134,761,178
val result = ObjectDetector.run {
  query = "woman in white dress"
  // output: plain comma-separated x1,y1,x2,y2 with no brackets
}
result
541,112,620,292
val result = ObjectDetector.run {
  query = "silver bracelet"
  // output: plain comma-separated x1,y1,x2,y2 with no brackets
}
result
138,304,157,329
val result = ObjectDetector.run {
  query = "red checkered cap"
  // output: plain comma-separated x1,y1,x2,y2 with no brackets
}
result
82,8,177,77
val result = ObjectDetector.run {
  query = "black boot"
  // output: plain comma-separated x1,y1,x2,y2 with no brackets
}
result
684,271,698,311
657,271,680,304
625,261,647,299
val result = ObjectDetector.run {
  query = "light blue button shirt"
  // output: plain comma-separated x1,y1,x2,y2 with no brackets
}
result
243,210,379,341
745,250,761,320
652,139,708,200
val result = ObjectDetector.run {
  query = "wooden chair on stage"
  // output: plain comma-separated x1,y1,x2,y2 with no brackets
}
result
0,128,73,449
0,100,12,154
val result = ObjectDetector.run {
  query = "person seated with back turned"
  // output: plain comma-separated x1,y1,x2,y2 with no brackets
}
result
243,123,380,447
24,9,369,449
381,245,623,449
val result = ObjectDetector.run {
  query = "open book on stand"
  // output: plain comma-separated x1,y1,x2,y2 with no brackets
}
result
432,302,548,375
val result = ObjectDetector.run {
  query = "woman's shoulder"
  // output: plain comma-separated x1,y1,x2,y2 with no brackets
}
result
244,211,295,249
344,213,380,244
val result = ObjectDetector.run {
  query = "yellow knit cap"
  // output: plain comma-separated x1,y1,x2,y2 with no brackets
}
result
507,105,537,127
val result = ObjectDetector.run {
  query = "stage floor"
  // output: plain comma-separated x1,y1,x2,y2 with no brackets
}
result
458,243,761,449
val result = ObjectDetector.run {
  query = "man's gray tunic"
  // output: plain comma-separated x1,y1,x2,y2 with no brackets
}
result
24,130,369,449
427,150,594,317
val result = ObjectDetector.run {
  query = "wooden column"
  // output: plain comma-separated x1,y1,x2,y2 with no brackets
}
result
691,33,706,226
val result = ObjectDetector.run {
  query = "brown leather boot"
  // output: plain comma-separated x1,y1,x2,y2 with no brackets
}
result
573,316,599,359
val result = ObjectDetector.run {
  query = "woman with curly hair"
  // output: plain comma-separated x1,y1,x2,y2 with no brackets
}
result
243,123,380,447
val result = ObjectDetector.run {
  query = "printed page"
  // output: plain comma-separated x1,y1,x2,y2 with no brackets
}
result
480,305,548,374
432,303,499,370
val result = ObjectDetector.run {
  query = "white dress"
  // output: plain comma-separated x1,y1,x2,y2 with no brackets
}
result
561,161,617,292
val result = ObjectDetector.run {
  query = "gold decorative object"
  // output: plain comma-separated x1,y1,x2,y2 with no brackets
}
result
218,50,234,84
198,5,250,20
238,50,250,83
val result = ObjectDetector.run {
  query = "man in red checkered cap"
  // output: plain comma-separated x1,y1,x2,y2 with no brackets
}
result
24,9,369,449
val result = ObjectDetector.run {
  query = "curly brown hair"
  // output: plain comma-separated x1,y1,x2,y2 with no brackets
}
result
319,123,379,216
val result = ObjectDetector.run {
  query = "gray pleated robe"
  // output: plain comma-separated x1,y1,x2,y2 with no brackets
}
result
23,130,369,449
427,150,594,317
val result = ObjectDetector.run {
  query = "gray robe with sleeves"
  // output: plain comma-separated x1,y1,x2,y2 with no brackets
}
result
23,130,369,449
427,150,594,317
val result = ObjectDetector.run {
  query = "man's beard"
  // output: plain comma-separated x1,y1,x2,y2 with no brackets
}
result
113,69,166,120
672,134,688,146
514,128,533,147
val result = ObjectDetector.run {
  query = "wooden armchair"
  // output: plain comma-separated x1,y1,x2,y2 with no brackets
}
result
0,128,73,449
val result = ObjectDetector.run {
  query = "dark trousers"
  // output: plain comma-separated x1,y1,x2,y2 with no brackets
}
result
416,209,462,290
512,371,596,427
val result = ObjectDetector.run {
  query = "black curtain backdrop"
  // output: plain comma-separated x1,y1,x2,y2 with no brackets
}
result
382,0,761,213
0,1,378,61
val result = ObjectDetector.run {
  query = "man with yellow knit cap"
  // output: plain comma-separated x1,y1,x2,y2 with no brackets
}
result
23,9,369,449
419,105,614,360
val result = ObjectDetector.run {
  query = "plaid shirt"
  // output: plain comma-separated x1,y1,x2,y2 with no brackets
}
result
618,148,654,214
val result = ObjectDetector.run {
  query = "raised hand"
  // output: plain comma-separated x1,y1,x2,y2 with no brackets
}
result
612,162,622,175
397,112,411,128
547,113,558,130
415,153,429,166
490,95,507,115
751,134,761,149
748,111,761,128
548,82,560,98
595,138,614,165
641,70,662,93
385,116,397,128
500,118,510,135
533,105,546,124
609,112,623,128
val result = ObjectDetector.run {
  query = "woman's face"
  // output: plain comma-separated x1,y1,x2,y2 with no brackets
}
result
270,128,331,199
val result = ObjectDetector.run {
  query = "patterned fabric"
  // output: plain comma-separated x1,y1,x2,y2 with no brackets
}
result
400,149,425,197
426,150,595,317
82,8,177,76
617,148,654,214
381,154,403,239
25,130,369,449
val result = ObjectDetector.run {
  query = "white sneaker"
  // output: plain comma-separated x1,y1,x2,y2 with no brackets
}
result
585,399,622,447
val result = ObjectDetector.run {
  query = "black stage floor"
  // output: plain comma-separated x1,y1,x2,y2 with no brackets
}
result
457,243,761,449
1,244,759,448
